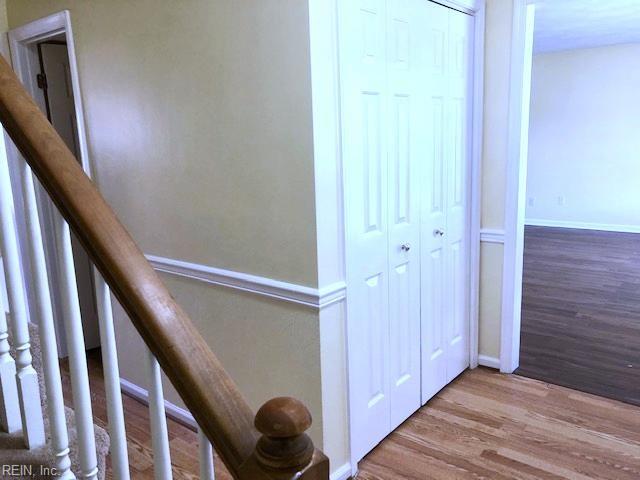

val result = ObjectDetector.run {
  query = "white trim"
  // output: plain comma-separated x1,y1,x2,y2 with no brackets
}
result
317,282,348,308
525,219,640,234
480,228,505,244
330,463,352,480
308,0,353,474
469,1,486,370
432,0,481,15
477,354,500,369
146,254,346,309
8,12,66,44
500,1,536,374
8,11,95,358
8,11,92,175
119,377,196,429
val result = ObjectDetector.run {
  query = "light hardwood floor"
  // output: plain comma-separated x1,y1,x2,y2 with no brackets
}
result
61,349,232,480
66,353,640,479
357,368,640,479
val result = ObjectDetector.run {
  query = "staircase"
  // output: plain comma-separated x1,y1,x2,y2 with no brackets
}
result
0,323,109,479
0,54,330,479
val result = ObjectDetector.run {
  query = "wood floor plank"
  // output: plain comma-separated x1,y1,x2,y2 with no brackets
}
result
517,226,640,405
61,342,640,479
358,368,640,479
61,349,233,479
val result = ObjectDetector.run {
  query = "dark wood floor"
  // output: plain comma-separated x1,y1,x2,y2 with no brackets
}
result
517,226,640,406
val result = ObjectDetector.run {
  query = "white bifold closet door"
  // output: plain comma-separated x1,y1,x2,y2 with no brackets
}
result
421,3,474,403
340,0,425,460
340,0,473,462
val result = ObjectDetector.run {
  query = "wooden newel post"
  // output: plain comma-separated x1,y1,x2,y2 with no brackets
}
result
238,397,330,479
254,397,314,470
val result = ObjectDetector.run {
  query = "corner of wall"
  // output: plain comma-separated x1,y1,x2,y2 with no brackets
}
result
477,0,516,364
308,0,352,475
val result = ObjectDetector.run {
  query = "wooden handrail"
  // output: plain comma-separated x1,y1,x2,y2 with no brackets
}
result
0,55,328,479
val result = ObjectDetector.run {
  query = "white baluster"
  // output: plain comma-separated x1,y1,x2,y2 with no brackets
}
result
54,213,98,479
0,139,44,448
0,132,19,436
145,348,172,480
0,262,20,434
198,428,215,480
21,165,74,478
94,272,130,479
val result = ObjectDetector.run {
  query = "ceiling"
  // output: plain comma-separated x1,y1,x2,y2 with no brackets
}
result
534,0,640,53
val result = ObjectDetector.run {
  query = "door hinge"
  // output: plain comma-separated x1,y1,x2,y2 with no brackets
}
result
36,73,48,90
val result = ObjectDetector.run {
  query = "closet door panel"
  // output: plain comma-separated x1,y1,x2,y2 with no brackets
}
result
341,0,475,459
420,1,450,404
387,0,425,429
445,9,473,382
340,0,391,461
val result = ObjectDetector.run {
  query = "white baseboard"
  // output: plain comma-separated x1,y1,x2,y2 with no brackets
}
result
525,219,640,234
478,354,500,369
330,462,352,480
121,377,349,478
119,377,197,429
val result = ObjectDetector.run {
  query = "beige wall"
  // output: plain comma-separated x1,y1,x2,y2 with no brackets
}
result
112,276,323,445
6,0,318,286
478,0,513,359
6,0,326,451
482,0,511,231
0,1,6,31
0,0,7,56
479,243,503,356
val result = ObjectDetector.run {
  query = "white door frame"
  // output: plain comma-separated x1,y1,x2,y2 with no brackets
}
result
309,0,485,475
499,0,536,373
468,0,486,370
8,11,91,175
7,11,95,356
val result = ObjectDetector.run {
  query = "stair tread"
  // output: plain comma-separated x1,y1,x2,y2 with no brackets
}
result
2,322,110,479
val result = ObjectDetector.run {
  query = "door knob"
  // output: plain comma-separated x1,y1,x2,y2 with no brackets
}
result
401,243,411,252
433,229,445,237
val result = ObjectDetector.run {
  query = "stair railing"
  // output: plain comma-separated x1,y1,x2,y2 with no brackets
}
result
0,54,329,480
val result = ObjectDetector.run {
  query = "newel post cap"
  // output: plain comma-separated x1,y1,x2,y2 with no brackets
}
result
255,397,312,438
252,396,315,472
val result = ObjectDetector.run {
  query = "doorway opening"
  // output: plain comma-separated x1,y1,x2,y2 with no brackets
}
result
8,11,100,355
503,0,640,405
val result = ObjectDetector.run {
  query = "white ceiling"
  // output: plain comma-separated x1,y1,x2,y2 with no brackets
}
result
534,0,640,53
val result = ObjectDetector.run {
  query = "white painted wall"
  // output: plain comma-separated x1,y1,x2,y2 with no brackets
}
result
526,43,640,232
